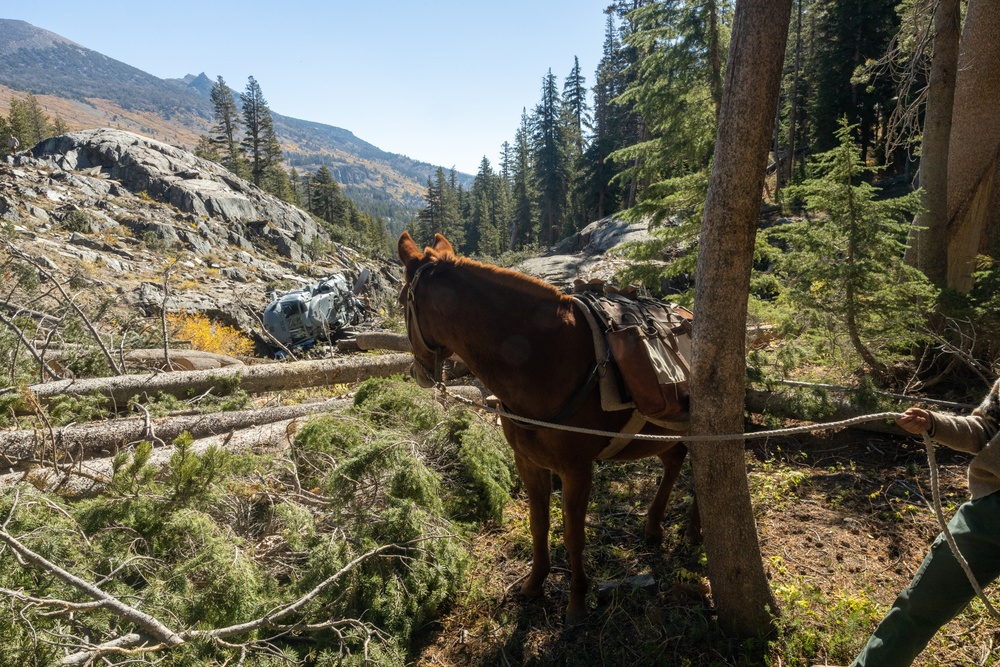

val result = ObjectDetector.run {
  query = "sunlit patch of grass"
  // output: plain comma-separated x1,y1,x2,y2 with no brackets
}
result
749,457,810,510
771,576,882,665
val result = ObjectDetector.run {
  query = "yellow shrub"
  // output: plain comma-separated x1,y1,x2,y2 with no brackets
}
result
166,311,254,357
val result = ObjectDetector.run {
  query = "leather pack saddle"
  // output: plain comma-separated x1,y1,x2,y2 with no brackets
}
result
572,281,693,456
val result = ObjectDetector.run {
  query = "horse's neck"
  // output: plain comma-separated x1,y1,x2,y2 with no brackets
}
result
429,263,588,410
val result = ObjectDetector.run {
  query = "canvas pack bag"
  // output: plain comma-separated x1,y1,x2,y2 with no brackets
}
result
574,286,692,422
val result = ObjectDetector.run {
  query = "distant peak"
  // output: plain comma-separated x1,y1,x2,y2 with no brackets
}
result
183,72,215,96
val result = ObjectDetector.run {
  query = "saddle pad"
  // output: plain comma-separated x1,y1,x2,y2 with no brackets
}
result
573,297,634,412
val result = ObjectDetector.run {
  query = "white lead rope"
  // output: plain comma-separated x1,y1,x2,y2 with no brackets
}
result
441,384,903,441
440,385,999,622
486,408,905,442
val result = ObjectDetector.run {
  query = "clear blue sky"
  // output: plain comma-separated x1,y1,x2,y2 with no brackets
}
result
7,1,611,174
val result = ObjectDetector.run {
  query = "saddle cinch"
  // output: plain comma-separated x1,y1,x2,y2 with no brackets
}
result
572,281,693,435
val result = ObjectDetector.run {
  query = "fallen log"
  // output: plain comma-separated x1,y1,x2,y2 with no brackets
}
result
121,349,245,371
354,332,411,352
21,353,412,409
1,398,352,469
1,417,309,498
745,389,906,437
335,338,360,353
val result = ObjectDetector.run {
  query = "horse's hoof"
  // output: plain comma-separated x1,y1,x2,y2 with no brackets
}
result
520,580,545,600
564,607,588,626
684,525,703,544
643,526,664,544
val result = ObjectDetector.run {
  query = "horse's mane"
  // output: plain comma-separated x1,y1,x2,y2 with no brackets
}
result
430,250,571,304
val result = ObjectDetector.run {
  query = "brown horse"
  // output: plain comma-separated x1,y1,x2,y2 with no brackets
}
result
398,231,691,624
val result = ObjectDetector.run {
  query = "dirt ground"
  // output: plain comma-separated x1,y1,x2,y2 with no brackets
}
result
409,425,997,667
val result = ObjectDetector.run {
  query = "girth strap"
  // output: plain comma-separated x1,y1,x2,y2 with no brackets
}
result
597,410,648,459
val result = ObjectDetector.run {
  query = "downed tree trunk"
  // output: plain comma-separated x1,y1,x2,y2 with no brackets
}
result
21,353,412,410
122,349,245,371
745,389,905,437
1,417,307,496
1,398,352,469
354,332,412,352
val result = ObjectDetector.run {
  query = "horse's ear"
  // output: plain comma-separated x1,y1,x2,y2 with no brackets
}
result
432,234,455,257
398,232,422,273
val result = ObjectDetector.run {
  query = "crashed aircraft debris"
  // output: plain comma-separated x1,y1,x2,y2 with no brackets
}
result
263,269,370,356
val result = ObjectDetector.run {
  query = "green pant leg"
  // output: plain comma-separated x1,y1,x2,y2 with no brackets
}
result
852,491,1000,667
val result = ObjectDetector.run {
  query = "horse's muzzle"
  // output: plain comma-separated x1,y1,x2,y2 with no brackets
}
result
409,361,437,388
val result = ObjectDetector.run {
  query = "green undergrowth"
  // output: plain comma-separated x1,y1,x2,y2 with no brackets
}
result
0,376,515,666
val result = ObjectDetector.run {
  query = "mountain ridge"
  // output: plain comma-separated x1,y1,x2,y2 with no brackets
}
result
0,19,464,227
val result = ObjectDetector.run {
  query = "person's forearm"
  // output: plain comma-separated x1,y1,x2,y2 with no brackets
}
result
928,412,993,454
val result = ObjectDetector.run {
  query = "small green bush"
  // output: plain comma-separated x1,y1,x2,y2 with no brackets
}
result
46,393,110,426
454,419,515,523
352,375,444,431
60,209,92,233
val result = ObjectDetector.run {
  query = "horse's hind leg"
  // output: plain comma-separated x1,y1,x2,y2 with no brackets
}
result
559,465,594,625
515,453,552,600
645,444,688,542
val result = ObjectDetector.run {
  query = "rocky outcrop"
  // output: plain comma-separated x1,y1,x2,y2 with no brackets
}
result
516,216,656,289
27,128,324,260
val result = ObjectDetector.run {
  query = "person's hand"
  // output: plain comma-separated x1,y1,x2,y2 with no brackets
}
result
896,407,933,435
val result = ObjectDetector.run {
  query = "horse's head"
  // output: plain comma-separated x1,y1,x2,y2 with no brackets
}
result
397,231,456,388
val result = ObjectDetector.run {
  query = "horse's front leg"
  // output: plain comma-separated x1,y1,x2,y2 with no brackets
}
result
514,453,552,600
559,464,593,625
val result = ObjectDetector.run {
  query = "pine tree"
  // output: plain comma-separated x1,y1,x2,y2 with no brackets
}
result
240,76,283,189
562,56,589,155
611,1,727,189
562,57,591,235
194,135,221,162
579,9,633,220
0,116,11,155
288,168,307,208
510,110,536,250
8,93,51,147
310,166,347,224
778,119,936,375
532,69,571,246
264,166,295,203
416,168,463,248
52,115,69,136
499,141,513,183
209,76,248,178
468,157,508,257
605,0,732,294
23,93,50,145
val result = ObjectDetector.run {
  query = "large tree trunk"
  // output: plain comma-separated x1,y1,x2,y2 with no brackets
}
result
22,353,412,409
689,0,790,638
912,0,961,286
946,0,1000,292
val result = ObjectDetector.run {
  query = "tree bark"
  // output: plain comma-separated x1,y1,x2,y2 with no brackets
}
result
912,0,960,286
946,0,1000,292
689,0,791,638
1,398,351,468
353,332,412,352
22,353,412,409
